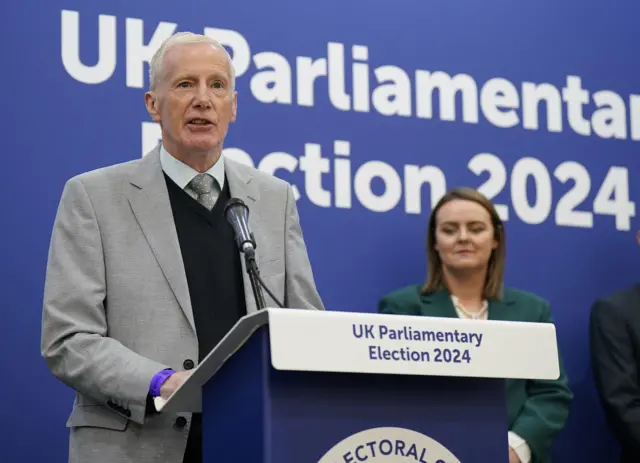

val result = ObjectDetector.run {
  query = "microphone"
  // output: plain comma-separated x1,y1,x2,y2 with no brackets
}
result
224,198,256,255
224,198,284,310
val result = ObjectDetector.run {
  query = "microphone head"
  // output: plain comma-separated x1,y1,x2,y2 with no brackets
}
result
224,198,255,253
224,197,249,221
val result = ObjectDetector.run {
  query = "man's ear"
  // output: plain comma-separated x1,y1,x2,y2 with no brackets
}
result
230,91,238,123
145,91,161,123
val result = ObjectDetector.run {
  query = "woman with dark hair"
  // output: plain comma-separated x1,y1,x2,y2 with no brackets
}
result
378,187,572,463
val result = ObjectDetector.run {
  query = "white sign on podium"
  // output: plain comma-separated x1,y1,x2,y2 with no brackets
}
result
157,308,560,413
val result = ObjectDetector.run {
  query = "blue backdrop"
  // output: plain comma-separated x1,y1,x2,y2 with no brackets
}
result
4,1,639,461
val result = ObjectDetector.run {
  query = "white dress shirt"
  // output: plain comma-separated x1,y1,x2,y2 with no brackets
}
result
451,295,532,463
159,144,226,196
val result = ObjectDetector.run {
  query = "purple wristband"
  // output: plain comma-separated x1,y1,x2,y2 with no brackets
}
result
150,369,175,397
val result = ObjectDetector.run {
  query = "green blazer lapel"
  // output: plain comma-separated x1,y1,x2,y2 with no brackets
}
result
419,290,458,318
487,290,516,321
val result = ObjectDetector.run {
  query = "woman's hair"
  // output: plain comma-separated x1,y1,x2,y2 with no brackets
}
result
422,187,506,299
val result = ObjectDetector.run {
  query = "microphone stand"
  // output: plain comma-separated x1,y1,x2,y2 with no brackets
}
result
243,247,267,311
227,209,285,309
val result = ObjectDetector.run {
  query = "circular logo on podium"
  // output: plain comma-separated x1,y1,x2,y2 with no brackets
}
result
317,427,461,463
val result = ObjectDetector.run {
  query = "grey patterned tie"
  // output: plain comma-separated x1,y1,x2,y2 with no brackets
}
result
187,173,219,210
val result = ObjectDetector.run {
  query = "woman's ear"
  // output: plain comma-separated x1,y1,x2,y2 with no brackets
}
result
492,225,500,249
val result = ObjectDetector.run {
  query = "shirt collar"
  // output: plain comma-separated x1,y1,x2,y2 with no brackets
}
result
159,143,226,191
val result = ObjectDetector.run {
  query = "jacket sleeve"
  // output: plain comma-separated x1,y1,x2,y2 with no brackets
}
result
283,183,325,311
510,301,573,462
41,177,169,424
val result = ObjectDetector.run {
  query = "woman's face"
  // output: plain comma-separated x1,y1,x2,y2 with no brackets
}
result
434,199,498,272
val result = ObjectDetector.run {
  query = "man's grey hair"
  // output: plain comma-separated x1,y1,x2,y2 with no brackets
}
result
148,32,236,91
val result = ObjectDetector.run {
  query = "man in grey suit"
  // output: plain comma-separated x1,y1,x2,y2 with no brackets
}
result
41,32,325,463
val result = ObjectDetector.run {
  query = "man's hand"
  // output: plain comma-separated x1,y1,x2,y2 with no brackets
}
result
508,447,521,463
160,371,193,399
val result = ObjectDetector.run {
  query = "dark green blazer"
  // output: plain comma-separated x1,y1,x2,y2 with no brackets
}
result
378,285,573,463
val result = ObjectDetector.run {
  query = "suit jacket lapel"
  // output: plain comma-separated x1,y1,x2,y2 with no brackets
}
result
126,147,196,333
224,157,261,314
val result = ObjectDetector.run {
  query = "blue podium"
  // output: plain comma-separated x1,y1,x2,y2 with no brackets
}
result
158,308,561,463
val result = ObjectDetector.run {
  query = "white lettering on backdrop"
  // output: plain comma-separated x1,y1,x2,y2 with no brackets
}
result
60,9,637,231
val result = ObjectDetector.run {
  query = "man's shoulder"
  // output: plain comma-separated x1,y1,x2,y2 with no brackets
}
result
225,157,290,191
592,284,640,316
66,157,142,191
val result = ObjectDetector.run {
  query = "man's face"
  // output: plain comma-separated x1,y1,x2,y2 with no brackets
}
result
145,42,237,162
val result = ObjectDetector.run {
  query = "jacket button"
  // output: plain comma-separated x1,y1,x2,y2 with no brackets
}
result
174,416,187,429
183,359,195,370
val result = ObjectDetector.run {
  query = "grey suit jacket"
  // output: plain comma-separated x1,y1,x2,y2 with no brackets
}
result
41,145,325,463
